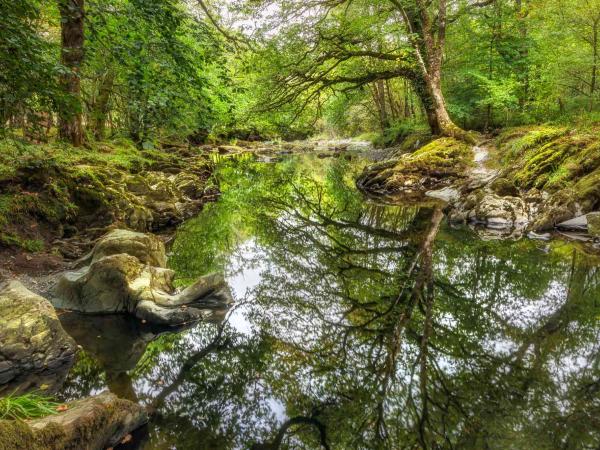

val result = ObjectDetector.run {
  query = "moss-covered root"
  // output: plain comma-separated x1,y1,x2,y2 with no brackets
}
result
358,137,473,197
0,391,148,450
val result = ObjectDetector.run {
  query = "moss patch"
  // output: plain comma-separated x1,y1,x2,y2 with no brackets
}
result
359,137,472,196
498,126,600,207
494,126,600,229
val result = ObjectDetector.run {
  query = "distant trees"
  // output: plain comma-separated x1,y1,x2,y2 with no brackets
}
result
234,0,600,136
0,0,237,146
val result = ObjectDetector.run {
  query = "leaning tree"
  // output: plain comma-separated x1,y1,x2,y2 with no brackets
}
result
232,0,496,139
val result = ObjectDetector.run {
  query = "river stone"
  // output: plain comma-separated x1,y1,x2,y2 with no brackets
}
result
425,186,460,203
0,391,148,450
587,212,600,237
53,229,233,325
469,193,529,229
0,281,77,395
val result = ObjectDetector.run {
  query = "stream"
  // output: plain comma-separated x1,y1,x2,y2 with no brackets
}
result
57,151,600,449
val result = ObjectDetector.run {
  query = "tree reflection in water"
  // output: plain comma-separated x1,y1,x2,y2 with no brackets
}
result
60,155,600,449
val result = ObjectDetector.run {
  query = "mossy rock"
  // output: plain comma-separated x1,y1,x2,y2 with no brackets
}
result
0,392,147,450
494,126,600,228
358,138,472,196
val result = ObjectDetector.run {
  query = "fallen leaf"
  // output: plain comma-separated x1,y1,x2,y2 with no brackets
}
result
120,434,132,444
56,404,69,412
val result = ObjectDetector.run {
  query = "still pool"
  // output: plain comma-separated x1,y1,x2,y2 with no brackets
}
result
59,153,600,449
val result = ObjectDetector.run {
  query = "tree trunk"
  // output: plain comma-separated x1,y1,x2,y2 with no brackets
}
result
91,71,115,141
396,0,469,140
58,0,85,147
412,73,463,139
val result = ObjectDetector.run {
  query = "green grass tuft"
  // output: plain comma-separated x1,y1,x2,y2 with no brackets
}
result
0,393,59,421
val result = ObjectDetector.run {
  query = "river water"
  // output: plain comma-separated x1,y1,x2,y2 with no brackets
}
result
59,152,600,449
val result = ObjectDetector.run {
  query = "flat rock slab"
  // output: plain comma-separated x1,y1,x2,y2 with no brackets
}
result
557,215,588,231
0,391,148,450
425,187,460,203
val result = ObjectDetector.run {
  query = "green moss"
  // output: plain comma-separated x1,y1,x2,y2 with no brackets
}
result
0,420,40,450
401,137,473,173
497,126,600,222
361,137,472,194
498,125,569,162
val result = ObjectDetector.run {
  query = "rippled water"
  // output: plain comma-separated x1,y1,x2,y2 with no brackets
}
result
60,153,600,449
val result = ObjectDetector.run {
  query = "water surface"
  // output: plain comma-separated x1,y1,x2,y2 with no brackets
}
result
60,153,600,449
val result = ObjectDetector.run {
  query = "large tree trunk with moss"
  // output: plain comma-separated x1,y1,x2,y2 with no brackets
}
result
58,0,85,147
395,0,467,140
412,73,461,138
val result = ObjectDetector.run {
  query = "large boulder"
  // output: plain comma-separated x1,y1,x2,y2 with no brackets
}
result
53,229,233,326
75,228,167,268
358,138,472,198
0,281,77,395
0,391,147,450
449,192,529,230
470,193,529,229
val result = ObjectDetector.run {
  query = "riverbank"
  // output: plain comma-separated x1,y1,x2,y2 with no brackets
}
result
1,144,599,448
358,125,600,245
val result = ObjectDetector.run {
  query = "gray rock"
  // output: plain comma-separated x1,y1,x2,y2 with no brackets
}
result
53,229,233,325
471,193,529,230
425,187,460,203
0,281,77,394
557,215,588,231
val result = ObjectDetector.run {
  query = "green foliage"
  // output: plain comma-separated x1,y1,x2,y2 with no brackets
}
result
0,393,59,421
0,0,62,128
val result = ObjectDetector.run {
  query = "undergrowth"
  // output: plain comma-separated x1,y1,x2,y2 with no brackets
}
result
0,136,198,252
